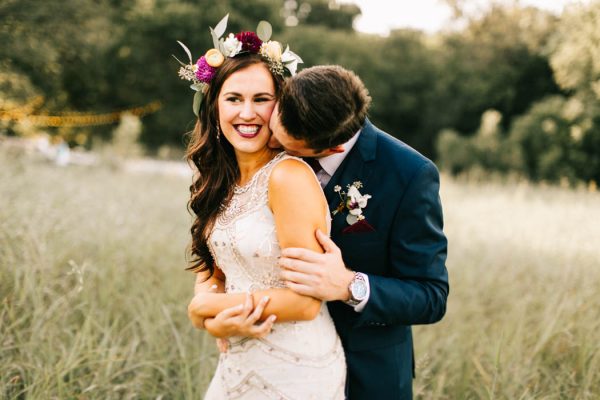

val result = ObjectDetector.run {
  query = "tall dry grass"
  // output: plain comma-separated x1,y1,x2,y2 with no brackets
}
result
1,149,599,399
414,178,600,399
1,150,216,399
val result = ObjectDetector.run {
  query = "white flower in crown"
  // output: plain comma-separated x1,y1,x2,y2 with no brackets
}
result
261,40,283,62
222,33,242,57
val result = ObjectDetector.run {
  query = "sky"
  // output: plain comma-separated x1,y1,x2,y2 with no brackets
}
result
336,0,591,35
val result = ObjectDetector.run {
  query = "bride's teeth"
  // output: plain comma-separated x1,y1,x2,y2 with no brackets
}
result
238,125,259,134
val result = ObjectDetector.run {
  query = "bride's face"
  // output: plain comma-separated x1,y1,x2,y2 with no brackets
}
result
218,63,277,157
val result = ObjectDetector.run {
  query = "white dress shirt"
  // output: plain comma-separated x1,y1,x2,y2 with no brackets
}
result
311,131,370,312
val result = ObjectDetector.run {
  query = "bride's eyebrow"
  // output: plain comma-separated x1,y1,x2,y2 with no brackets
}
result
255,92,275,98
222,92,275,98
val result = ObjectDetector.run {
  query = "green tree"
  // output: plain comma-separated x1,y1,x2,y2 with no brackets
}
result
549,1,600,99
300,0,361,30
0,0,121,109
432,5,561,136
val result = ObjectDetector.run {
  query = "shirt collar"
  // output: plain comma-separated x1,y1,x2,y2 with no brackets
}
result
317,129,361,176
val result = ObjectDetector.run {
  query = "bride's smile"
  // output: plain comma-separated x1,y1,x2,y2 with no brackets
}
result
235,124,261,138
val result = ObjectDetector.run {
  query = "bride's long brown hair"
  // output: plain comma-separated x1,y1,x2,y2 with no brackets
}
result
186,53,283,277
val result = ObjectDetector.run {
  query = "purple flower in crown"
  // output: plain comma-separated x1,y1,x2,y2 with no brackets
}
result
235,31,262,53
195,56,216,83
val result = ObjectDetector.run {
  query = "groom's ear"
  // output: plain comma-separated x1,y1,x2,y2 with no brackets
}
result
323,145,344,155
311,144,344,157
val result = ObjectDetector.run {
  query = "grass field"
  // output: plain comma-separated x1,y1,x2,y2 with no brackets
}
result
2,148,599,399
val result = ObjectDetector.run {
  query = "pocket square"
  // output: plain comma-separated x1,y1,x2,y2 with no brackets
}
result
342,219,376,234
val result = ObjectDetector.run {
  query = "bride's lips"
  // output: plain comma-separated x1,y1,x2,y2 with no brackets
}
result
235,124,261,138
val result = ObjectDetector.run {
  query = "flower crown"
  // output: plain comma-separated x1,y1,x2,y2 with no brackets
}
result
175,14,303,116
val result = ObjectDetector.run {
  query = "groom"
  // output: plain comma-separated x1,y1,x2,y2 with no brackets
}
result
268,65,449,399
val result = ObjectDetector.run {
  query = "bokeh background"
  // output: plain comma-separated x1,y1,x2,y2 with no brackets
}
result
1,0,600,399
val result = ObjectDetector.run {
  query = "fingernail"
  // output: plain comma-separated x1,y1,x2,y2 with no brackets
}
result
211,284,218,289
269,315,277,322
263,296,269,302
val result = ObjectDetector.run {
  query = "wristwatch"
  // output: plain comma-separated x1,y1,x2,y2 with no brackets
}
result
345,272,368,306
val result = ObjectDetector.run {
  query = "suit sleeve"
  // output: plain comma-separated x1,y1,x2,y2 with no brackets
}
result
355,161,449,327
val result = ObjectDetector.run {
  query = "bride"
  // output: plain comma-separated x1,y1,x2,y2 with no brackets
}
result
180,17,346,399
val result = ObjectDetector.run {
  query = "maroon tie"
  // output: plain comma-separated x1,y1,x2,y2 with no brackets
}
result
304,157,323,174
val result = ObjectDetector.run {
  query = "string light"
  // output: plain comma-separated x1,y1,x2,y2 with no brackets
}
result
0,98,162,127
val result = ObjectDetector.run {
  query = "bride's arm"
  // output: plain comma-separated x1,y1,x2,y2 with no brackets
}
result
194,267,225,295
188,159,327,323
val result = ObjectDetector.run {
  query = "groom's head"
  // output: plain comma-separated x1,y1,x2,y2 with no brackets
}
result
268,65,371,157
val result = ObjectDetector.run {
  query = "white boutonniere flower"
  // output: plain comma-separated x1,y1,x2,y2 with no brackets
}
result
332,181,372,225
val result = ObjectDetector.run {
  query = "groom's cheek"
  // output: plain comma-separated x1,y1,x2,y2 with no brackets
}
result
267,134,282,149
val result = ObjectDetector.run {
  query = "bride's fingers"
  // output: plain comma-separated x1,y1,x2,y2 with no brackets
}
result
241,292,254,318
252,315,277,338
216,303,245,320
247,296,270,324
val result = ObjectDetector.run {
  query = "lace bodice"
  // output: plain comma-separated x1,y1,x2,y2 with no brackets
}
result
208,152,288,293
203,152,345,400
208,151,329,294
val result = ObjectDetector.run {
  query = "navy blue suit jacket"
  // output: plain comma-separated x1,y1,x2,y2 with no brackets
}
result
325,120,449,399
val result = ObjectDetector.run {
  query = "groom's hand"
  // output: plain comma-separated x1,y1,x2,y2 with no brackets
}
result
279,229,354,301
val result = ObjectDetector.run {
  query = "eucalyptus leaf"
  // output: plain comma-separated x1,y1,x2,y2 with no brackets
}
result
210,28,220,51
286,49,303,64
171,54,188,67
213,14,229,38
193,90,202,117
176,41,193,64
285,59,299,76
190,83,204,92
281,46,293,63
256,21,272,42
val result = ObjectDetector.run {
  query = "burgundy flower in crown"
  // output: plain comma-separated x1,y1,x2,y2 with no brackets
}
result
195,56,217,83
235,31,263,53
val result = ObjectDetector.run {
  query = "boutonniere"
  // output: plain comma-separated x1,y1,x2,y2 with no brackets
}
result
332,181,372,225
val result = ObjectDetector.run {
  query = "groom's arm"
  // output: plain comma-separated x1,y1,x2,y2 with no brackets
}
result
355,161,448,326
279,161,449,326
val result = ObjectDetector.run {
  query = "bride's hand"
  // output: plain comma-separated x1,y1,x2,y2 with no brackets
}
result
204,293,277,339
188,284,221,330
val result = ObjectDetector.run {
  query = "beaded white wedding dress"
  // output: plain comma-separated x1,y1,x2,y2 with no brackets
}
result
203,152,346,400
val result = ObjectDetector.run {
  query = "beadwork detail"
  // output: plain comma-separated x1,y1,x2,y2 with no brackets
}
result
204,152,345,400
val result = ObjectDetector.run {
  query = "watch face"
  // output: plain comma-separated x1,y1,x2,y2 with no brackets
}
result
351,280,368,300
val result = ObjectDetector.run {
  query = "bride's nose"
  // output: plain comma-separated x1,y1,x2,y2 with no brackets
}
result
239,100,257,120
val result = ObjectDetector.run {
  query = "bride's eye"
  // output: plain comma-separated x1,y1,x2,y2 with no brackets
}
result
255,96,274,103
226,96,242,103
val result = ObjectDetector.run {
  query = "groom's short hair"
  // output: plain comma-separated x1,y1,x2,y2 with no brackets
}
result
278,65,371,152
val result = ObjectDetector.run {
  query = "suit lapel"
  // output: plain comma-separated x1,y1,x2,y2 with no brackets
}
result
324,120,378,235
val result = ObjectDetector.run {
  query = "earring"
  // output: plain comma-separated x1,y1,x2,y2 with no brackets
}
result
216,125,221,140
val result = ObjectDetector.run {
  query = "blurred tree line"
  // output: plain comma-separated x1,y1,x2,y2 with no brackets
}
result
1,0,599,185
